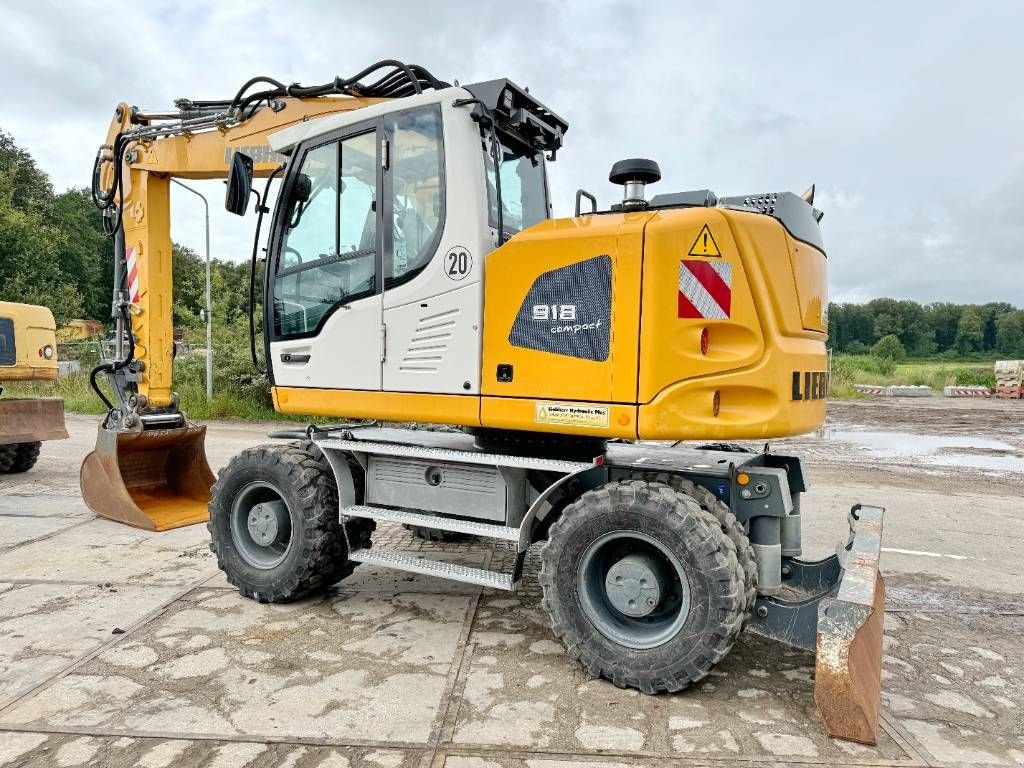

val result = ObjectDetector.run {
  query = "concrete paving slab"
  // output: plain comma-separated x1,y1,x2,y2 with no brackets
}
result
0,518,216,585
0,582,182,708
0,493,92,519
0,731,426,767
0,515,83,550
800,484,1024,594
0,403,1021,766
440,757,760,768
452,592,909,762
883,611,1024,766
0,587,472,744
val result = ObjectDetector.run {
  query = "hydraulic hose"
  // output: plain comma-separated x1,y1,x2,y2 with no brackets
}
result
87,59,452,409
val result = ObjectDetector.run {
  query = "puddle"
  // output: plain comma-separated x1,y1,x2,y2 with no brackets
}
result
825,429,1024,473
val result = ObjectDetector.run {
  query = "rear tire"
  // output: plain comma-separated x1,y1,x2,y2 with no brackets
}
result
0,442,41,474
539,479,744,693
208,442,368,603
639,472,757,613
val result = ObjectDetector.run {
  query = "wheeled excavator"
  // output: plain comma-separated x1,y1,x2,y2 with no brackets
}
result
82,61,886,743
0,301,69,471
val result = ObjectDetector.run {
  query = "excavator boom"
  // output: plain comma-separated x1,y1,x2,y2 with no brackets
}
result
82,63,421,530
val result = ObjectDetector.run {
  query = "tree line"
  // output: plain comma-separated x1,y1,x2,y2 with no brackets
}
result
1,130,252,335
3,129,1022,361
828,299,1024,359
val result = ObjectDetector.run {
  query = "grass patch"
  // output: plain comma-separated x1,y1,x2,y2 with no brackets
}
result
3,367,304,423
830,355,997,399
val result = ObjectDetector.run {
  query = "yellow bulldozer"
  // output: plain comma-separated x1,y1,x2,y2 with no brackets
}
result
81,60,885,743
0,301,69,471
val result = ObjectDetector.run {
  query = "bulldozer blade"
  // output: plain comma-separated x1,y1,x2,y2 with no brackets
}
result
80,423,215,531
0,397,69,445
814,504,886,745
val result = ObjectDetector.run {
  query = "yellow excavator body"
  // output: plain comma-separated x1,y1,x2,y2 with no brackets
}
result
273,206,829,442
0,301,68,460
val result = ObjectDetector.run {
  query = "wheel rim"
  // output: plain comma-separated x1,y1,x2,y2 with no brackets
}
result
229,481,293,569
577,530,691,650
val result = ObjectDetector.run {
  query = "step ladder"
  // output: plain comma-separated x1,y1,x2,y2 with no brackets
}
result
341,504,520,590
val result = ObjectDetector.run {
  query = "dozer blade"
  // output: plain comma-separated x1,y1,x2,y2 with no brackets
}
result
0,397,69,445
748,503,885,745
814,504,886,745
80,423,215,531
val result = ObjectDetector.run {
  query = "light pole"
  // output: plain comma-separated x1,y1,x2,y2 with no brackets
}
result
170,179,213,401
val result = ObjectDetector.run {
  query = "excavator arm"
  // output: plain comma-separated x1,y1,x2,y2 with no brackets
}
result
82,62,447,530
96,95,381,410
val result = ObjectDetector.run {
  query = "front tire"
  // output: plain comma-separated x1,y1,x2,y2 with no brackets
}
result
539,480,744,693
0,442,41,474
209,442,367,603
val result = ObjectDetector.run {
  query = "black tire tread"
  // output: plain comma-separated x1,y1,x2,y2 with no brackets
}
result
208,441,370,603
639,472,757,614
0,444,18,473
0,442,41,474
539,479,744,694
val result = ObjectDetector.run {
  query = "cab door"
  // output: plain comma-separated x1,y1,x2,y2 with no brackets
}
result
379,104,486,395
268,125,383,390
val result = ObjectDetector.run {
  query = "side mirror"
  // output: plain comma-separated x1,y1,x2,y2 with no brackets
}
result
293,173,312,205
287,173,313,228
225,152,254,216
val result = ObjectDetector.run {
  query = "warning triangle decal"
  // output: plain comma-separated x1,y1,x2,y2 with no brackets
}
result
687,223,722,257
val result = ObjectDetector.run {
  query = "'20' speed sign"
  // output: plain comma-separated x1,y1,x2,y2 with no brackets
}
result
444,246,472,281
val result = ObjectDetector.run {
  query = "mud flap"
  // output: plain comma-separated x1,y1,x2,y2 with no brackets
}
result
80,423,215,531
0,398,69,444
747,503,885,744
814,504,885,744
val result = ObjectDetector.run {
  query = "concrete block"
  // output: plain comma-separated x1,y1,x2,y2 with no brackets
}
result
889,385,933,397
853,384,891,396
943,385,991,397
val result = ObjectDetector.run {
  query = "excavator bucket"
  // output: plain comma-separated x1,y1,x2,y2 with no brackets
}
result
814,504,886,744
80,423,215,531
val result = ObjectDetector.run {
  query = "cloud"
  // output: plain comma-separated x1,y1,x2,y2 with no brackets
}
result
2,0,1022,304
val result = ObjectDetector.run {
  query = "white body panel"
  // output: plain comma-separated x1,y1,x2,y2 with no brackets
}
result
381,95,490,393
268,88,490,396
270,294,382,390
382,283,480,393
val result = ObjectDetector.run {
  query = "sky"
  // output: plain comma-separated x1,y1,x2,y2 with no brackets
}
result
2,0,1022,305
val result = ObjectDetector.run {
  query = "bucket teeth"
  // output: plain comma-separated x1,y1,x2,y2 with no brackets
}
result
80,423,214,531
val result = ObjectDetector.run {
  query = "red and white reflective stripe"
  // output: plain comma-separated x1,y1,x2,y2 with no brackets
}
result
946,387,991,397
854,385,887,396
678,259,732,319
126,246,140,304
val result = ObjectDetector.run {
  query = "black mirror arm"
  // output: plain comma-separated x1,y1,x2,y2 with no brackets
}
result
248,163,285,371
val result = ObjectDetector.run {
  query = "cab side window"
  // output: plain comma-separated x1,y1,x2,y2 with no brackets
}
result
0,318,14,366
387,107,443,285
274,131,378,338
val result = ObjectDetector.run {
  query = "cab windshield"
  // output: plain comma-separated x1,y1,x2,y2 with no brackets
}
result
485,142,548,235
